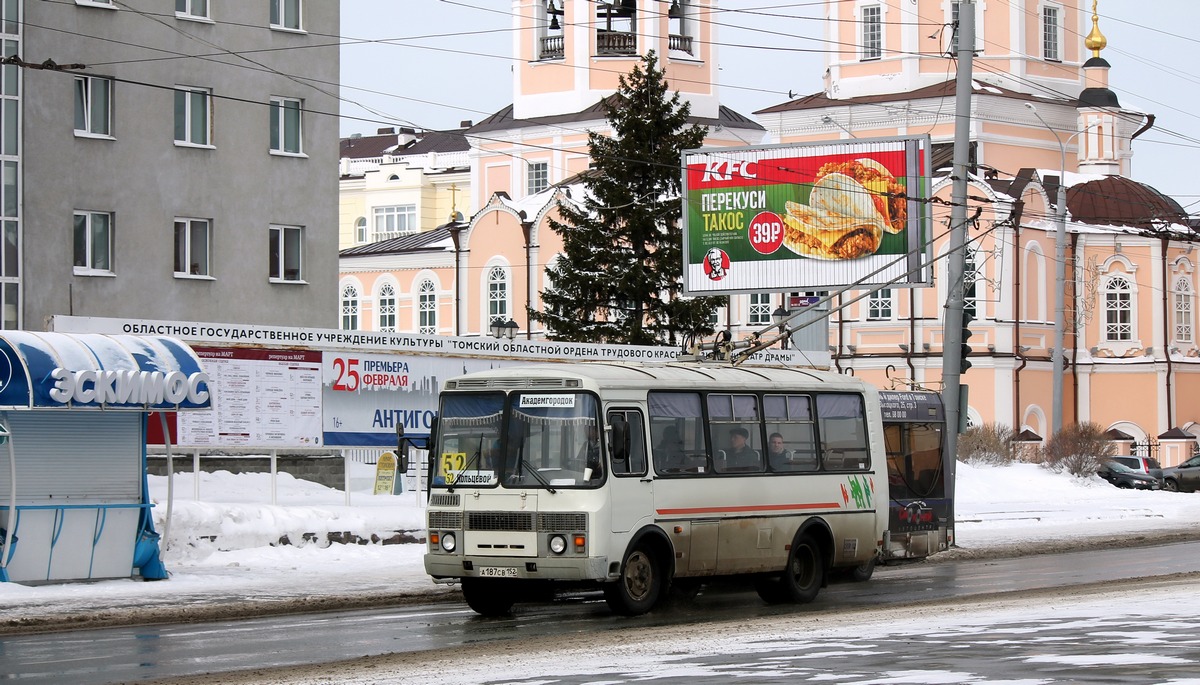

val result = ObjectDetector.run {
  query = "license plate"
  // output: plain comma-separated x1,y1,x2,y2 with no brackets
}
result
478,566,518,578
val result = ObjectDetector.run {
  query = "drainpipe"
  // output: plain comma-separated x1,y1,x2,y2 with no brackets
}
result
521,221,534,341
1070,232,1081,425
1013,218,1023,427
449,226,464,336
1162,237,1175,427
835,293,845,373
905,289,916,381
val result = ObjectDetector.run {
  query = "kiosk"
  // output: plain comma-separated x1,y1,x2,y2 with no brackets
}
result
0,332,211,583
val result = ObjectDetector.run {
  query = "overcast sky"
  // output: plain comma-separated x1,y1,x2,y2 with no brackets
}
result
339,1,1200,208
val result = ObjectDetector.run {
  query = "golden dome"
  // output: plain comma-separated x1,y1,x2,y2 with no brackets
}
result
1084,0,1107,57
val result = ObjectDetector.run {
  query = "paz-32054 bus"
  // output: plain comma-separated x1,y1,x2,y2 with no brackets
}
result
424,361,897,616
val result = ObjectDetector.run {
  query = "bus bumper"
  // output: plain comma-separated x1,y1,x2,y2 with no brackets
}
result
425,553,610,582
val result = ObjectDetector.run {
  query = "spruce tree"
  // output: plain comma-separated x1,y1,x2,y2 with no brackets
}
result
531,51,720,346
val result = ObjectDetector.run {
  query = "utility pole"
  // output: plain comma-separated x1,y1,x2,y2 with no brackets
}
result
940,0,975,524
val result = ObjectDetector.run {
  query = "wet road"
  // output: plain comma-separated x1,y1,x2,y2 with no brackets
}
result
2,541,1199,684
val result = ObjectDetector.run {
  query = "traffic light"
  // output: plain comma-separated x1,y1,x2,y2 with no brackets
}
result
960,311,974,374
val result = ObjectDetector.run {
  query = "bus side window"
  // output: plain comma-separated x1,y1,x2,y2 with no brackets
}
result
648,392,707,475
608,409,647,476
816,393,870,471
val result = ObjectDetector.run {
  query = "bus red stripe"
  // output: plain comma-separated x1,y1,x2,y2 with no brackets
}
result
656,502,842,515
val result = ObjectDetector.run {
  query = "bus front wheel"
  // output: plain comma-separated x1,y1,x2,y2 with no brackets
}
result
461,578,516,617
604,544,662,616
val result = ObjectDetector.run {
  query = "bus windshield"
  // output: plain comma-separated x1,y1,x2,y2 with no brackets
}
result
432,391,602,489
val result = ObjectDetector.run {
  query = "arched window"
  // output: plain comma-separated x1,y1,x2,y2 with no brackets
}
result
1103,275,1133,342
377,282,397,332
340,283,359,330
487,265,509,325
1175,275,1194,344
417,278,437,334
354,217,366,244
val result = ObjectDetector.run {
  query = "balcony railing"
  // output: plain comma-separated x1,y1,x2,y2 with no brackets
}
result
596,30,636,56
668,33,693,55
539,34,564,60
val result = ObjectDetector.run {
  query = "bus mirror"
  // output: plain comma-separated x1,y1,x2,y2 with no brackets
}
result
608,417,628,461
398,451,409,472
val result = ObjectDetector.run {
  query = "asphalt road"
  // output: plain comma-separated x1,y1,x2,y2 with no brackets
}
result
2,541,1199,684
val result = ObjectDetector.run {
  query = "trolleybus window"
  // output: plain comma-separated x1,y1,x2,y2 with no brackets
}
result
648,392,708,474
764,394,819,472
433,392,504,487
884,422,944,500
815,394,870,471
505,391,603,487
708,393,763,473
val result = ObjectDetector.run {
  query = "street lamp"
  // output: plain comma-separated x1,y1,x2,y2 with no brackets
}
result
1024,103,1097,435
490,318,518,340
771,306,790,349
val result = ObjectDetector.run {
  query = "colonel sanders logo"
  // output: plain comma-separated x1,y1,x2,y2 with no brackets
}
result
703,248,730,281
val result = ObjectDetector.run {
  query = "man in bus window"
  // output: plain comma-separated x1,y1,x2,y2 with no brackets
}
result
726,427,760,470
767,432,790,468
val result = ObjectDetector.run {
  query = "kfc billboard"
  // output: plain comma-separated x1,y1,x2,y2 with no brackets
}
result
681,136,932,294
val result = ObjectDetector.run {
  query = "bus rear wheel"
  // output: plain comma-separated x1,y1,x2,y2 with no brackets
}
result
604,544,662,616
461,578,516,617
755,535,826,604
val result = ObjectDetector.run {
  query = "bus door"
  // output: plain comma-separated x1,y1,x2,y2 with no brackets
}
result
606,408,652,533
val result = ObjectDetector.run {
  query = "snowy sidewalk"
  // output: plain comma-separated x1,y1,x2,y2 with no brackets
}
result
2,462,1199,634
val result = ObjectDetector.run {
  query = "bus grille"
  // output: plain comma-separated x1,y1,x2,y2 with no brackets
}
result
467,511,535,531
428,494,460,507
428,511,463,529
538,512,587,531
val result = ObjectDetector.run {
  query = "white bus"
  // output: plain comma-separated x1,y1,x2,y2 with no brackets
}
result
423,361,889,616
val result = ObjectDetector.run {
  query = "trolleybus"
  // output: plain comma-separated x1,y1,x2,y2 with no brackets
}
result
879,390,951,560
424,361,903,616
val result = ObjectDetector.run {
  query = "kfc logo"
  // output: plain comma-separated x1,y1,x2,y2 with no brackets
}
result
703,248,730,281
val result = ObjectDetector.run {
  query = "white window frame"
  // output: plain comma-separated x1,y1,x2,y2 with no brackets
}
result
417,278,437,334
859,3,882,60
75,0,115,8
1040,3,1062,62
1175,275,1193,345
372,205,418,240
377,281,397,332
269,96,304,156
73,210,113,275
175,0,210,21
1102,274,1134,344
174,86,213,148
748,293,771,326
868,288,893,320
173,217,212,278
486,264,510,329
527,161,549,195
354,217,367,244
270,0,303,32
269,224,303,283
963,246,979,319
74,75,112,138
341,283,360,330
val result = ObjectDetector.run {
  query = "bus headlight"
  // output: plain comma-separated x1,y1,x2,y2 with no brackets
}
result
440,532,456,552
548,534,567,555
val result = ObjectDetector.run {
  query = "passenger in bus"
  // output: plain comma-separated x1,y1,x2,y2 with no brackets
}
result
767,432,791,466
725,427,761,470
654,426,688,472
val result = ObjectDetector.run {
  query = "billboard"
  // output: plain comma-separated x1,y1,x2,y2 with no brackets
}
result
682,136,932,295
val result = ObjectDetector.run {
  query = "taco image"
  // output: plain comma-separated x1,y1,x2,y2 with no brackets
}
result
814,158,907,234
781,199,883,261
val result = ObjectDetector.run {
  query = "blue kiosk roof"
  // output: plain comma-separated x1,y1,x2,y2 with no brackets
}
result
0,332,212,411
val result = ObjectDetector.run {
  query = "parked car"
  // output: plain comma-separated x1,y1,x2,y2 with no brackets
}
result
1109,455,1163,480
1096,460,1161,490
1161,454,1200,493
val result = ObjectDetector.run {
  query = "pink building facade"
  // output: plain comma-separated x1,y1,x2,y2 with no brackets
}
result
338,1,1200,464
